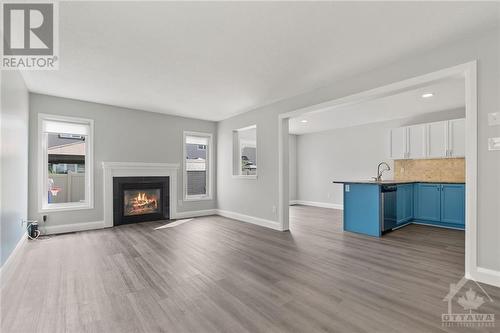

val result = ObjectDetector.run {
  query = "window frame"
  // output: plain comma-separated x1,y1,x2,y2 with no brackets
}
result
38,113,94,213
183,131,213,201
232,125,257,179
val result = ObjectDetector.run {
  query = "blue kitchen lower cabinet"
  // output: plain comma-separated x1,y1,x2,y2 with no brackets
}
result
396,184,413,225
440,184,465,226
414,183,465,229
341,182,464,238
414,183,441,222
343,184,381,237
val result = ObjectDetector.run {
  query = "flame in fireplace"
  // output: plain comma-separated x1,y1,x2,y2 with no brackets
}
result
128,191,158,215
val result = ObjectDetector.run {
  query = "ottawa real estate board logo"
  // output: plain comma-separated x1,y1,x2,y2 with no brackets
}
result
1,2,59,70
442,276,495,328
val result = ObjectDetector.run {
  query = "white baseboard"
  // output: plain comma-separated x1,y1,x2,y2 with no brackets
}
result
289,200,298,205
38,209,280,237
412,221,464,231
473,266,500,288
43,220,106,235
216,209,283,231
40,209,217,234
293,200,343,210
0,232,27,285
174,209,217,219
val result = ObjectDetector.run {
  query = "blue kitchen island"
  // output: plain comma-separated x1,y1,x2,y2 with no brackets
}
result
333,180,465,237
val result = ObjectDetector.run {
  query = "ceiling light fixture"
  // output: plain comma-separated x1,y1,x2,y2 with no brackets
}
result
421,92,434,98
300,120,308,123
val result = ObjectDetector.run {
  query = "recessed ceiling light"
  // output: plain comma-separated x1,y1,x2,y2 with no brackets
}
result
421,93,434,98
300,120,308,123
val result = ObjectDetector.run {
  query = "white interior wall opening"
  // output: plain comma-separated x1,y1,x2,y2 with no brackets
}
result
289,76,466,210
278,61,489,286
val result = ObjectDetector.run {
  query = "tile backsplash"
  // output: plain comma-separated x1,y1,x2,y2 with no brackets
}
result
394,158,465,182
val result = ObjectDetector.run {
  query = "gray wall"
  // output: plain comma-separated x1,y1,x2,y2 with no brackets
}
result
217,26,500,271
296,109,465,207
217,107,280,220
289,134,297,201
1,71,29,267
28,93,217,228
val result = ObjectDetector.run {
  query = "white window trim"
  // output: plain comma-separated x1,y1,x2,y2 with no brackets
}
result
183,131,213,201
232,175,258,180
233,125,257,179
38,113,94,213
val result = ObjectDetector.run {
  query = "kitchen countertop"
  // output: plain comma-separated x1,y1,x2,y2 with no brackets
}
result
332,180,465,185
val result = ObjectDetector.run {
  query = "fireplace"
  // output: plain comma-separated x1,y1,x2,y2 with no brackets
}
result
113,176,169,226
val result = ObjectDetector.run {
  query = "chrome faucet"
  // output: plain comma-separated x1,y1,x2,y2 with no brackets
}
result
373,162,391,182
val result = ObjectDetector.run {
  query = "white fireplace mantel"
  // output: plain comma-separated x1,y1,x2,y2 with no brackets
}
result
102,162,180,228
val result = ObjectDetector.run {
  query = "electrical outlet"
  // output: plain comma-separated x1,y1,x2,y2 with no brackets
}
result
272,205,277,214
327,193,331,199
345,185,350,192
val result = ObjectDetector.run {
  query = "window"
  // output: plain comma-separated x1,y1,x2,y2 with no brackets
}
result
233,125,257,178
38,114,94,212
183,132,213,200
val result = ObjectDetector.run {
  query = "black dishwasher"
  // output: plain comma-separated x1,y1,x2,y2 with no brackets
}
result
381,185,397,232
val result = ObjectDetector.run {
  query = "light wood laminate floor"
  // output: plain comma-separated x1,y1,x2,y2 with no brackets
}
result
2,205,499,332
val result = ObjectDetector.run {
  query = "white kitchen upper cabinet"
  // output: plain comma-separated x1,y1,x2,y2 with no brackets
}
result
407,124,426,159
389,118,465,160
448,118,465,157
390,127,407,159
427,121,448,158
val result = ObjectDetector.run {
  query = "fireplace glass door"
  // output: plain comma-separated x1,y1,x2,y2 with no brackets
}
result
123,189,161,216
113,176,169,226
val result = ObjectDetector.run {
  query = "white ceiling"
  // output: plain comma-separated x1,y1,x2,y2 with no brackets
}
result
21,2,499,121
289,77,465,135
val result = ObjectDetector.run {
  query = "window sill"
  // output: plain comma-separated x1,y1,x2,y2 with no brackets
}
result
184,195,213,202
232,175,258,180
39,203,93,213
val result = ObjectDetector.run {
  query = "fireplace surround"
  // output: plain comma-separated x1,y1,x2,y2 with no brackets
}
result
103,162,179,228
113,176,169,225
